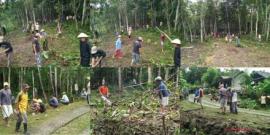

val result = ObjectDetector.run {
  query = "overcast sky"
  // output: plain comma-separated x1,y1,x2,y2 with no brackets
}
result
219,67,270,74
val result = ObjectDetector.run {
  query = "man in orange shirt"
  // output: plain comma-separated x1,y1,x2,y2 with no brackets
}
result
99,79,111,106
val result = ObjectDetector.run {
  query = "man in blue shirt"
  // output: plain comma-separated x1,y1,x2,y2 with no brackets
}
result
114,35,123,59
194,88,199,103
155,76,170,115
0,82,13,127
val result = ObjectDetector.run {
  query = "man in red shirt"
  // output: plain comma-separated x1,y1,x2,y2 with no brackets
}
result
99,79,111,107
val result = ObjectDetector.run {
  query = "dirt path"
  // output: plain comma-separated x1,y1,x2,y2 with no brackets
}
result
30,105,90,135
182,40,270,67
188,94,270,117
0,35,36,67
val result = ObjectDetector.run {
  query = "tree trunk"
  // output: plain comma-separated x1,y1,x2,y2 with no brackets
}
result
175,68,179,88
255,10,259,38
38,67,48,102
238,1,241,34
174,0,180,31
165,0,171,34
49,66,55,96
148,66,152,90
32,71,35,99
251,8,253,34
81,0,87,25
118,67,122,91
200,14,204,43
266,12,270,41
55,67,58,97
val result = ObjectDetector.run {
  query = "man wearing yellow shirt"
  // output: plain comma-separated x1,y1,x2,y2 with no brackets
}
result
15,84,30,134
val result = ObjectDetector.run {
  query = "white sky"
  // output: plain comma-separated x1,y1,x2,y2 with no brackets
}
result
219,67,270,74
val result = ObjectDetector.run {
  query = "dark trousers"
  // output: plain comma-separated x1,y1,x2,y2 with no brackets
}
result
81,58,90,67
232,102,238,114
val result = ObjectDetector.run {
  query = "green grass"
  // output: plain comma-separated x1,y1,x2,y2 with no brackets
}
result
180,100,270,129
52,113,89,135
0,100,85,135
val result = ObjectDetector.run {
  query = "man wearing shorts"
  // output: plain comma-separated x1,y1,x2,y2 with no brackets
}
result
15,84,30,134
0,82,13,127
131,37,143,66
155,76,170,115
219,84,227,114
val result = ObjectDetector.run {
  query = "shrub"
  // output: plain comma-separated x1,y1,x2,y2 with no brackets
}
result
239,98,258,109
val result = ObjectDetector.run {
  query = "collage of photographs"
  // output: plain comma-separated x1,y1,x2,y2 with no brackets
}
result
0,0,270,135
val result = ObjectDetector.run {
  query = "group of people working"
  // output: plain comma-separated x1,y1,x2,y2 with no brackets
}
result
98,76,171,115
0,82,73,134
78,33,106,67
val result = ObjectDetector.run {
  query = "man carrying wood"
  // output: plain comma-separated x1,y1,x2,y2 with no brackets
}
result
0,82,13,127
154,76,170,115
15,84,30,134
0,37,13,67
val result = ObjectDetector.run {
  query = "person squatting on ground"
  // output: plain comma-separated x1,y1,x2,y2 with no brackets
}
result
78,33,91,67
15,84,30,134
32,33,42,67
131,37,143,66
99,79,112,111
154,76,170,115
49,95,59,108
91,46,106,68
31,96,46,113
0,36,13,67
114,35,123,59
0,82,13,127
60,92,70,105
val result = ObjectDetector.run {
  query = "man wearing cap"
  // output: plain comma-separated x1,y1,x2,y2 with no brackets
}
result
40,29,48,51
0,37,13,67
114,35,123,59
154,76,170,114
91,46,106,67
78,33,91,67
32,33,42,67
0,82,13,127
171,39,181,67
15,84,30,134
131,37,143,66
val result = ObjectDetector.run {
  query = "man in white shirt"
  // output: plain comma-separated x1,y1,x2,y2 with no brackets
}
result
60,92,69,105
